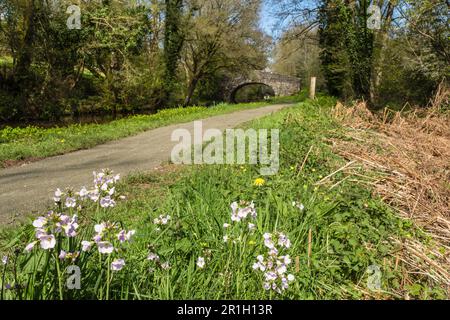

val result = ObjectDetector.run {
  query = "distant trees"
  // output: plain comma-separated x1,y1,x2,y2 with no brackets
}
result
318,0,375,100
0,0,269,121
271,0,449,108
162,0,185,106
394,0,448,82
180,0,268,106
0,0,159,120
271,27,325,90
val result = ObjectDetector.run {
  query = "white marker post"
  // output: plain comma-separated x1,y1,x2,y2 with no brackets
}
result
309,77,316,100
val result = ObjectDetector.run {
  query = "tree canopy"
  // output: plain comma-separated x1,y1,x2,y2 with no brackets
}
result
271,0,449,108
0,0,268,121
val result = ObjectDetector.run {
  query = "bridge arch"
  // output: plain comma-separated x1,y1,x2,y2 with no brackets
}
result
229,82,275,103
225,70,301,103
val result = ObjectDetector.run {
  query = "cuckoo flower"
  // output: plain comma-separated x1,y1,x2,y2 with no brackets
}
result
223,201,258,244
81,241,93,252
292,201,305,211
97,241,114,254
25,241,37,252
27,211,75,251
253,232,295,294
78,186,89,199
91,221,134,255
230,201,257,222
59,250,66,260
32,211,78,239
92,221,117,249
59,214,79,237
90,169,120,207
117,229,136,243
153,215,171,225
147,252,160,261
38,234,56,250
32,216,47,228
89,189,100,202
65,197,76,208
161,262,170,270
111,258,125,271
196,257,206,269
54,188,63,203
100,196,116,208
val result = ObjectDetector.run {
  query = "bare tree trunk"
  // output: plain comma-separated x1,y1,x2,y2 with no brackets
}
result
183,76,199,107
14,0,36,79
13,0,37,118
369,0,395,107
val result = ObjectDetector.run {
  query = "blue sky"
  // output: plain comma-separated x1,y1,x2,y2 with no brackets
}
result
260,1,278,37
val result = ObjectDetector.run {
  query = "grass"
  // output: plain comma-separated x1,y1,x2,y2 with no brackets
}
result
1,96,445,300
266,90,309,104
0,99,299,168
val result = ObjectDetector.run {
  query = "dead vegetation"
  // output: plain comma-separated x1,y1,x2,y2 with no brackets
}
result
327,86,450,298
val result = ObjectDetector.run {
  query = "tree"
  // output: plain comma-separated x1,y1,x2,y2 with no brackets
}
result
0,0,159,120
374,0,449,106
271,0,447,106
162,0,185,107
81,1,151,109
271,27,324,90
368,0,396,106
180,0,267,106
399,0,449,83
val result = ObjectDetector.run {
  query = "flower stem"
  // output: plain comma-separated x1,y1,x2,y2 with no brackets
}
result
54,252,64,300
1,264,6,300
106,255,111,300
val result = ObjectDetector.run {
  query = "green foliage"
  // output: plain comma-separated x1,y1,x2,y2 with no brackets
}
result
279,0,448,107
162,0,185,106
0,0,162,120
267,89,309,104
0,0,270,120
180,0,268,106
377,0,449,107
377,40,440,107
318,0,373,100
0,101,271,166
2,96,440,299
272,27,326,91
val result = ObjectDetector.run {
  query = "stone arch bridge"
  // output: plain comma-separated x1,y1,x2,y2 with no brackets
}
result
226,70,301,103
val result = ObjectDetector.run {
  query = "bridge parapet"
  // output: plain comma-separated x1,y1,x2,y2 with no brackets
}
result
226,70,301,102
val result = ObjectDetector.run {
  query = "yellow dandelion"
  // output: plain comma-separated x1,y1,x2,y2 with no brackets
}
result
253,178,265,186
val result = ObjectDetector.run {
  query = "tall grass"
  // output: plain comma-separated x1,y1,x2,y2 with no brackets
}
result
2,97,440,300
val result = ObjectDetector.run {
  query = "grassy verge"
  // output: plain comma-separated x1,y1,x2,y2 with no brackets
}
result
0,100,298,168
266,90,309,104
1,96,445,300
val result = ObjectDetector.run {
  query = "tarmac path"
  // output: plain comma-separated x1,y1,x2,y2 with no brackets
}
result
0,104,291,225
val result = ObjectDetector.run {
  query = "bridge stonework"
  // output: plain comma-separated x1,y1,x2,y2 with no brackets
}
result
225,70,301,102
